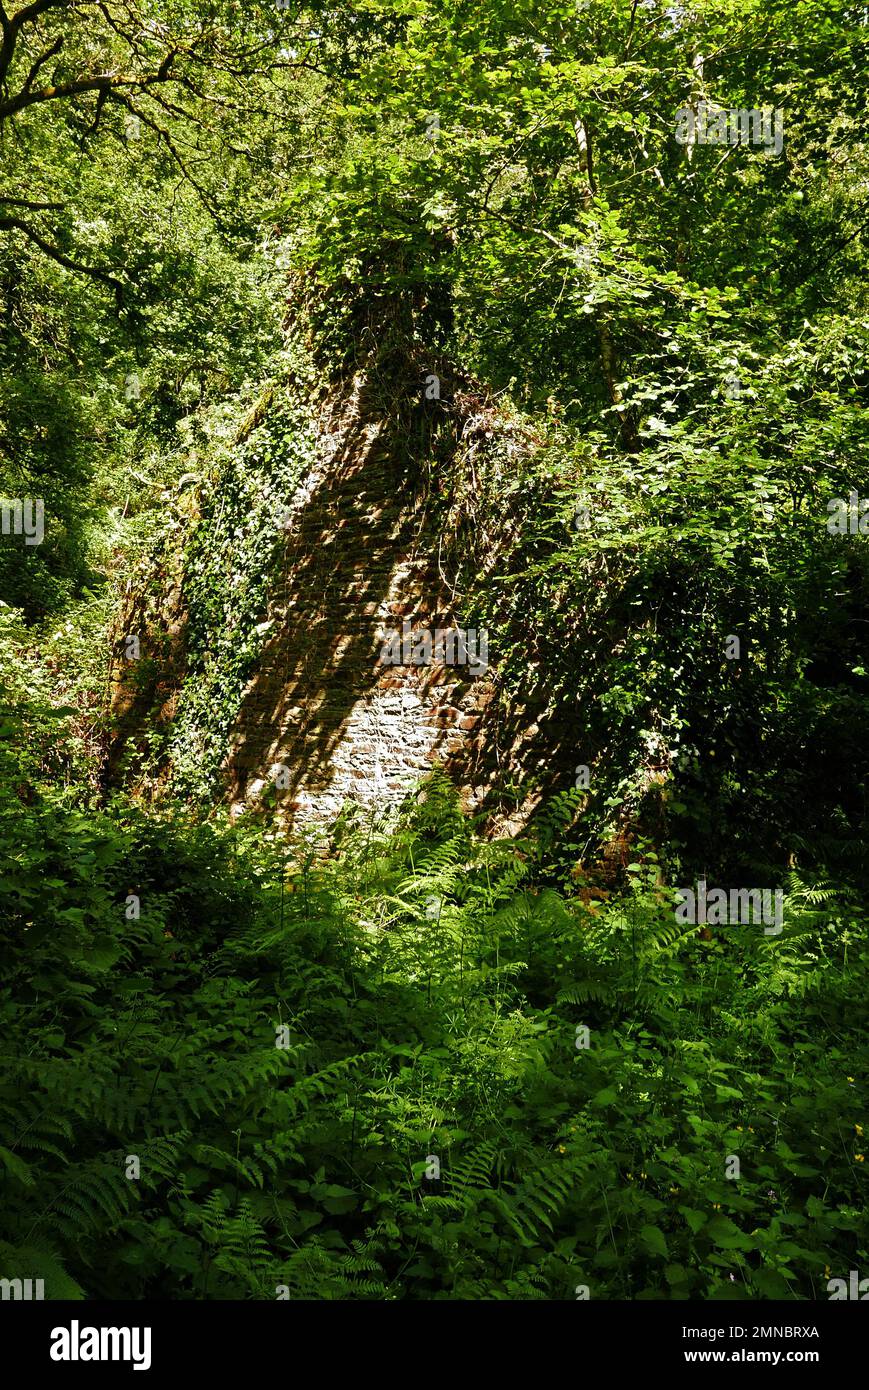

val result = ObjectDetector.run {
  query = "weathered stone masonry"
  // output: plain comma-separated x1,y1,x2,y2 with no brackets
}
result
108,368,570,836
222,378,497,830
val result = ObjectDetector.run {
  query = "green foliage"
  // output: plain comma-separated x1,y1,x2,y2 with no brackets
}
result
0,767,865,1300
272,0,869,880
3,0,869,1308
472,313,869,878
160,367,320,801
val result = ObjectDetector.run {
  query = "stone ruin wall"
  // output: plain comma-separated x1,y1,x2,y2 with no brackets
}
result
108,370,572,839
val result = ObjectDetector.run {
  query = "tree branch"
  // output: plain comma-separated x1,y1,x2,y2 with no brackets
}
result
20,31,63,93
0,47,176,121
0,212,124,305
110,91,227,230
0,192,64,208
0,0,68,93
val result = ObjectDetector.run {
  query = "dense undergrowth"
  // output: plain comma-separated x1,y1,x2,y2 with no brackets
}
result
2,718,867,1299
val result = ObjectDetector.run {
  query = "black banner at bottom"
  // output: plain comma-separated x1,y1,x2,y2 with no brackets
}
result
1,1298,863,1375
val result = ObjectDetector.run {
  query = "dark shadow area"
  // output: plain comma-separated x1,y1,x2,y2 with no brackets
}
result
224,371,453,813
